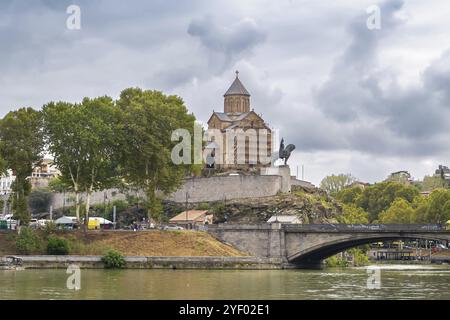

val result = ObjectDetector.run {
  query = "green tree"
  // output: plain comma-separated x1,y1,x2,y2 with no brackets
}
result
43,101,83,220
425,189,450,224
48,176,73,193
43,97,119,225
339,204,369,224
379,198,415,224
0,108,44,225
412,195,429,223
76,97,120,227
335,186,363,204
356,182,419,222
116,88,197,222
320,174,356,195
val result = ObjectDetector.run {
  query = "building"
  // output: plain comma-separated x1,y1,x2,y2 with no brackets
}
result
267,215,302,224
386,170,413,184
435,165,450,180
349,181,370,189
29,159,61,188
0,170,15,195
169,210,213,228
206,71,272,171
0,159,61,194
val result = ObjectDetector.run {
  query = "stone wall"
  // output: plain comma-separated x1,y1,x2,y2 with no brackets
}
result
47,169,290,209
261,165,291,193
50,188,129,210
16,255,283,269
167,175,283,203
207,224,286,260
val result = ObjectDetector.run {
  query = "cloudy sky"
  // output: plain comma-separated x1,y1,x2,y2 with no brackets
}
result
1,0,450,185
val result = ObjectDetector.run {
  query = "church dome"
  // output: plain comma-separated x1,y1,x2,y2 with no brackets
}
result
224,71,250,97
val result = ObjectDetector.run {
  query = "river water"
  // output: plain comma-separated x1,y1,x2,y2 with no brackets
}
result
1,264,449,300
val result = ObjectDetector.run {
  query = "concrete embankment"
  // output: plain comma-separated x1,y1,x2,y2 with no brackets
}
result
13,255,284,270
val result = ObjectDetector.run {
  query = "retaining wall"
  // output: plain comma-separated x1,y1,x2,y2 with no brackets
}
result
13,255,283,269
39,168,290,210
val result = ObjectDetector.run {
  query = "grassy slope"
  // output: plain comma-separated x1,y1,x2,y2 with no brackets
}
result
0,230,246,257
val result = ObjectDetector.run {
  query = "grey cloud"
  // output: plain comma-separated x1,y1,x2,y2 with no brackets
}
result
2,0,450,184
310,0,450,158
187,16,267,71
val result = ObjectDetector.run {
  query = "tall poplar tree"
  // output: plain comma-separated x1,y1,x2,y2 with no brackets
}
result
43,97,119,224
0,108,44,225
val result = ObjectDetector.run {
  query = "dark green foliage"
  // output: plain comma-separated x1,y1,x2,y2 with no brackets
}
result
195,202,210,210
424,189,450,224
335,186,362,205
47,236,70,255
116,88,197,222
0,108,44,225
102,250,126,269
335,180,450,224
15,227,42,254
355,182,419,222
48,177,73,193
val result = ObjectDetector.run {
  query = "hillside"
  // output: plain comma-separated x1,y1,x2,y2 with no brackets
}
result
0,230,247,257
163,186,343,224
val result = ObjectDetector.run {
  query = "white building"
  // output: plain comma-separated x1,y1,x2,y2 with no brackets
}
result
29,159,60,188
0,170,15,195
0,159,61,194
267,215,302,224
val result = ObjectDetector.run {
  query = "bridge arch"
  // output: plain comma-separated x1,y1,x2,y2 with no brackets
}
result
287,233,449,268
207,224,450,269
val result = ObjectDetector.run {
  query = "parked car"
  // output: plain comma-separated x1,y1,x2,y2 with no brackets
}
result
163,225,184,231
29,219,39,229
1,215,17,230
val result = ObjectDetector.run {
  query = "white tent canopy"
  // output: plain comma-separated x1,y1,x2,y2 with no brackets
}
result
55,216,76,225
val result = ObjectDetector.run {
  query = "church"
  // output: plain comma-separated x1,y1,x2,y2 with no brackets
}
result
206,72,272,171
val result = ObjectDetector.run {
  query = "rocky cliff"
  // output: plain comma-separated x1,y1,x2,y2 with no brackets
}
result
163,185,343,224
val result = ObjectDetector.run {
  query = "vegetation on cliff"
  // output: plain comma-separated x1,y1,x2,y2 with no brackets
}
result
162,185,344,224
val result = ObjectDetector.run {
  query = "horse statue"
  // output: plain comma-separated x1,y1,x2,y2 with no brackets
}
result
278,138,296,165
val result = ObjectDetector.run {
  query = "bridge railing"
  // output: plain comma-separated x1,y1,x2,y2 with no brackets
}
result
282,224,446,232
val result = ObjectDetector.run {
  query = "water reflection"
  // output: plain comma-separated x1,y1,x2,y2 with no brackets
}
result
1,265,449,300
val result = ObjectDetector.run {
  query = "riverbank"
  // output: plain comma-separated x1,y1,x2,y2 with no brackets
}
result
9,255,283,269
0,230,246,257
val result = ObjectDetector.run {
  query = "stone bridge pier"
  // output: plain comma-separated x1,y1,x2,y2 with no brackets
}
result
206,224,450,269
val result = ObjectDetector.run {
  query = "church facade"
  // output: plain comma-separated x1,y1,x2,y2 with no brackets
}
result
206,72,272,171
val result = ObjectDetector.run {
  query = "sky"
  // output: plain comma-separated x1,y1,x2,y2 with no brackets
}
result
1,0,450,185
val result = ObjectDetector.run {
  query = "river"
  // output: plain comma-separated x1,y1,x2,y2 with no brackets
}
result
1,264,449,299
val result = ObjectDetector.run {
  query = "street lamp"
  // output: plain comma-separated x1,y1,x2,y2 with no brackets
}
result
185,192,189,229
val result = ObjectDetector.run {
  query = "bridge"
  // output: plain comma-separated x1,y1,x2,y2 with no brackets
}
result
206,223,450,268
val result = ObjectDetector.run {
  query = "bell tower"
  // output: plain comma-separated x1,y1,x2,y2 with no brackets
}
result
224,71,251,113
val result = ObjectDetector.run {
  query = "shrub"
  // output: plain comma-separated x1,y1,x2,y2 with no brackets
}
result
15,227,43,254
325,255,348,267
47,236,70,255
196,202,210,210
349,248,369,266
102,250,126,269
